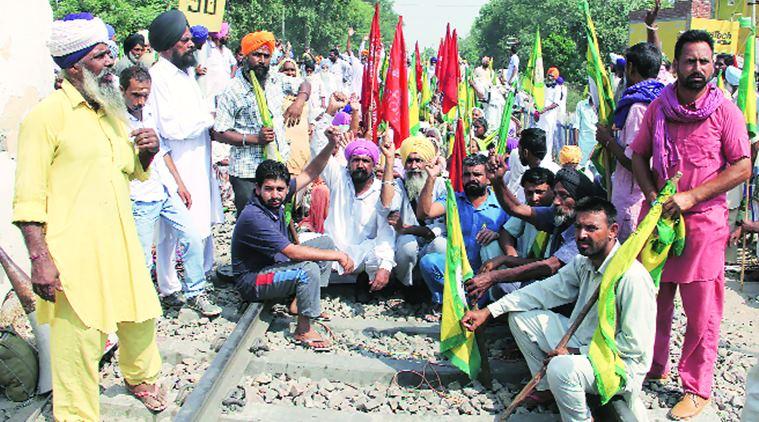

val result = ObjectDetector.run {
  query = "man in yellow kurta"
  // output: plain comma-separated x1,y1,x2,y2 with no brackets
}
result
12,13,165,420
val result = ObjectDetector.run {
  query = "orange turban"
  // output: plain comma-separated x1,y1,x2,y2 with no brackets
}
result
241,31,275,56
547,67,560,78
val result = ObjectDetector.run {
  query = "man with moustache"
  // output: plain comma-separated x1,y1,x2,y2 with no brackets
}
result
418,154,509,308
13,13,166,418
484,168,555,295
467,163,596,304
503,128,561,202
461,198,656,420
196,21,236,108
231,128,353,350
120,65,221,316
631,30,751,419
379,135,447,297
214,31,311,215
145,10,224,312
321,139,397,303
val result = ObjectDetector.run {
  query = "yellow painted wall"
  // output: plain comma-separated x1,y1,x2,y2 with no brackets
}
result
714,0,751,21
629,19,687,59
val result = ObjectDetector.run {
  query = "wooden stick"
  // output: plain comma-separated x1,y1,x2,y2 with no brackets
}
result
502,283,601,419
740,181,751,291
0,245,36,314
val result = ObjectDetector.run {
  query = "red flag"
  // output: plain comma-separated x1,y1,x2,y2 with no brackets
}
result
381,16,409,147
441,29,460,114
435,24,449,84
448,119,467,192
360,3,382,141
414,42,423,93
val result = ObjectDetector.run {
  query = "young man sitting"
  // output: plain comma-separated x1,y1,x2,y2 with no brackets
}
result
461,198,656,420
231,127,354,350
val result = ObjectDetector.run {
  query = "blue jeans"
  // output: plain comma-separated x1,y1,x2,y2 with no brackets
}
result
132,195,207,298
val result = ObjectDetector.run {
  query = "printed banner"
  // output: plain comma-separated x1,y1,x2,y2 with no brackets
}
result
178,0,227,32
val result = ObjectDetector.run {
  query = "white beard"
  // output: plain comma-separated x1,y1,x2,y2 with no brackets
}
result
404,171,428,201
81,67,128,123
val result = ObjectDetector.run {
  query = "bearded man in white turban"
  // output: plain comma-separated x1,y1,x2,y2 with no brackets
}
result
13,12,167,419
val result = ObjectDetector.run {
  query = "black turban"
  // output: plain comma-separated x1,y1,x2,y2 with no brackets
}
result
554,168,597,201
148,9,189,52
123,33,145,54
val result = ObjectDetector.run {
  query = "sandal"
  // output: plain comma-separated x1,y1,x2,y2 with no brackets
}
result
292,336,332,352
125,381,168,413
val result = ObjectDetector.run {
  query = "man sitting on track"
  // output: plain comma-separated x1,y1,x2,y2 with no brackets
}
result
461,198,656,420
231,127,354,351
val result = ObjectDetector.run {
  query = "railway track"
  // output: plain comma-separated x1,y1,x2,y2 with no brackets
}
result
19,284,661,421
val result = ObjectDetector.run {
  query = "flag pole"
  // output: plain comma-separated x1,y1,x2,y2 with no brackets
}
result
501,283,601,419
740,181,750,291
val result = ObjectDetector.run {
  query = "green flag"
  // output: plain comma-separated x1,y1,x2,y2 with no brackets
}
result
250,71,282,162
409,53,421,135
521,28,545,111
588,178,686,403
440,180,481,380
737,17,757,138
496,81,518,155
580,0,616,190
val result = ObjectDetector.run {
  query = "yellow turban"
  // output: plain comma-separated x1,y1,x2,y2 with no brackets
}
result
559,145,582,166
400,136,436,164
547,66,560,78
241,31,275,56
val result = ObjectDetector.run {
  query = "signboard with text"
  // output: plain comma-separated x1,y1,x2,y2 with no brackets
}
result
178,0,226,32
691,18,740,55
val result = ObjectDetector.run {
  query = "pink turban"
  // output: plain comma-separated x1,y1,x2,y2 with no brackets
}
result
344,139,380,164
209,22,229,40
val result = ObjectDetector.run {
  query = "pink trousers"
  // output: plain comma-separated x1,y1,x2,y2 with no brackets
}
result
648,274,724,399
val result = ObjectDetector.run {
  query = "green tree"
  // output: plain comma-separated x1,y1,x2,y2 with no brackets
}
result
50,0,398,57
469,0,649,83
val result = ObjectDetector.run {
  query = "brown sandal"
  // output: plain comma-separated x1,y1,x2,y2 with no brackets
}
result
126,382,168,413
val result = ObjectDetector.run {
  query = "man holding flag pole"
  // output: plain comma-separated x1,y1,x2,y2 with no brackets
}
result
630,29,751,420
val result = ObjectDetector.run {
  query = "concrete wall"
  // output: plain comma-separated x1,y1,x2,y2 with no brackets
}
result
0,1,55,296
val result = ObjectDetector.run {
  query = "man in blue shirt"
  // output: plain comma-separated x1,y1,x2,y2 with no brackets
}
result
231,127,354,350
466,160,597,304
417,154,509,311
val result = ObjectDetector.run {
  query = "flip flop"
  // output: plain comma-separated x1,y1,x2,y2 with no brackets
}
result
125,382,168,413
292,337,332,352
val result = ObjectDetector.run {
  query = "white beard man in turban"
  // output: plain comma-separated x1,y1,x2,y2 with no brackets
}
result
13,12,167,420
379,135,448,303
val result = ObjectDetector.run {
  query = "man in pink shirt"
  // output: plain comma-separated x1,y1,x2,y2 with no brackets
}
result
631,30,751,420
597,42,664,242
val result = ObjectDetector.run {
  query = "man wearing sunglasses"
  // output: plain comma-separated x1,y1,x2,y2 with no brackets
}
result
214,31,312,215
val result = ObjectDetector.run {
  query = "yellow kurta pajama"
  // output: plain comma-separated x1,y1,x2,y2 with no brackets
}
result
12,80,163,421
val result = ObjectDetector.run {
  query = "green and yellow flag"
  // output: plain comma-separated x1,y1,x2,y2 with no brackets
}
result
440,180,481,380
250,71,282,162
496,80,518,155
588,177,686,403
580,0,616,191
409,53,421,135
737,17,757,138
521,28,545,111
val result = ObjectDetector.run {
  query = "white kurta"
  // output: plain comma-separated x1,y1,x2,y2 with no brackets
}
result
146,57,223,240
321,156,395,274
535,85,562,160
196,43,236,109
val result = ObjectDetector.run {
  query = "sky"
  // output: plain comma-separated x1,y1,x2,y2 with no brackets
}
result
392,0,490,50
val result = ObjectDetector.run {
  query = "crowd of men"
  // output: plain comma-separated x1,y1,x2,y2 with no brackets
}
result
11,4,758,421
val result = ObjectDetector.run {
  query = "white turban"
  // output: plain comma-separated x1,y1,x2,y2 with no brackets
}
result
47,14,108,67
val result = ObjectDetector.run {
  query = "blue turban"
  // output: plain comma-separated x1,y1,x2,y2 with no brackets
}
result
191,25,209,45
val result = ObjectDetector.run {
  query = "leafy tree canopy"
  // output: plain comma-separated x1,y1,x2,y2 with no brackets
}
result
466,0,650,83
50,0,398,56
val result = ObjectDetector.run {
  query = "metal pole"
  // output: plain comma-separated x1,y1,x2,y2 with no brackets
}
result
282,7,286,40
